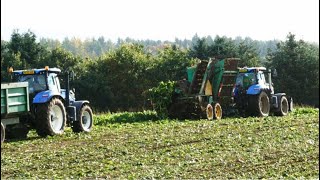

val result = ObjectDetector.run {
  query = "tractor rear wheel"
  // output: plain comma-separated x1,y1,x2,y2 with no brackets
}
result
275,96,289,116
249,91,270,117
36,98,66,137
206,103,222,120
71,105,93,133
1,122,5,144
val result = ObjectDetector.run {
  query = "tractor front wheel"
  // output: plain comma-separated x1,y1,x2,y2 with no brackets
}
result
36,98,66,137
71,105,93,133
275,96,289,116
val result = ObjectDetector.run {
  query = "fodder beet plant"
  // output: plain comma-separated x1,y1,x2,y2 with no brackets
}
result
1,107,319,179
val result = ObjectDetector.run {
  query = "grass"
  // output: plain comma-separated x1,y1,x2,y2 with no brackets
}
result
1,107,319,179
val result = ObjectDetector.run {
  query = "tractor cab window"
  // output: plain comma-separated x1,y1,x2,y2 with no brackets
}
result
17,75,47,93
236,72,256,88
48,73,60,93
258,72,266,84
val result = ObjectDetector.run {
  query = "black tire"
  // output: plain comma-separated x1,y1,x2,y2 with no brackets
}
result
1,122,5,144
249,91,270,117
206,103,222,120
36,98,66,137
275,96,289,116
72,105,93,133
5,124,29,139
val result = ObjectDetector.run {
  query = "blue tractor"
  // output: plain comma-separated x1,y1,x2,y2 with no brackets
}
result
9,66,93,137
233,67,293,117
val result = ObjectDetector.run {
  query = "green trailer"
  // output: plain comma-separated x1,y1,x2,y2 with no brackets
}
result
1,82,29,143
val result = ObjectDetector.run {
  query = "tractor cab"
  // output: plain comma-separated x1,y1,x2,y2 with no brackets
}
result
11,66,75,105
13,67,61,92
11,67,61,102
234,67,273,97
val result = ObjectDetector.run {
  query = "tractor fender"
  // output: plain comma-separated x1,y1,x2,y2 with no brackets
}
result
246,84,264,95
70,100,90,121
33,90,62,104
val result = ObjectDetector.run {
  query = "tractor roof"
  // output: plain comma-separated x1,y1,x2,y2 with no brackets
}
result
13,67,61,75
238,67,267,73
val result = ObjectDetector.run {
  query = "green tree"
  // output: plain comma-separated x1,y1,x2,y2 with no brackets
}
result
8,30,47,69
189,38,210,60
1,40,22,82
208,36,237,59
1,31,49,81
267,33,319,106
78,43,152,111
153,44,193,82
237,38,261,67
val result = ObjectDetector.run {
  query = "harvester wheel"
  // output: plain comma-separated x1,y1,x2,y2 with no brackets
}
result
36,98,66,137
1,122,5,144
206,104,214,120
72,105,93,133
275,96,289,116
249,91,270,117
206,103,222,120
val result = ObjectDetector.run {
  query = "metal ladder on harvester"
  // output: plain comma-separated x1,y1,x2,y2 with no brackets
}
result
188,60,209,94
218,58,239,104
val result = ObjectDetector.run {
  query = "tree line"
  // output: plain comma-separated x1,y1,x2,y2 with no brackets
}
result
39,33,279,60
1,30,319,111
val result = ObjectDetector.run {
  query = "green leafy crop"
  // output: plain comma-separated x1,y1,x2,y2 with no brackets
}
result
146,81,176,118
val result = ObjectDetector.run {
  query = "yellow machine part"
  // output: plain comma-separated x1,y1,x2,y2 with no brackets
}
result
205,80,212,95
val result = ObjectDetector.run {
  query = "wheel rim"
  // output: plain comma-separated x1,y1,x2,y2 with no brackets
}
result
281,98,288,114
260,95,269,115
214,104,222,120
50,104,64,133
82,110,92,130
206,104,213,120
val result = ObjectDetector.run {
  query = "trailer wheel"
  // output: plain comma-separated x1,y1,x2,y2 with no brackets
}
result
5,124,29,139
36,98,66,137
249,91,270,117
206,103,222,120
1,122,5,144
72,105,93,133
275,96,289,116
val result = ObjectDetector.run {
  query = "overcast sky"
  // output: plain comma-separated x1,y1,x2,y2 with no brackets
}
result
1,0,319,43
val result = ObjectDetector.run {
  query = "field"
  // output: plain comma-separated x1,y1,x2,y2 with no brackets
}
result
1,107,319,179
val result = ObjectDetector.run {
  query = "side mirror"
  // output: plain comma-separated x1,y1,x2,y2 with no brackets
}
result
69,71,75,80
272,69,278,77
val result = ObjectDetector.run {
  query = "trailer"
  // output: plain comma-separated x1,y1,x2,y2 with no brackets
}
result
1,82,29,143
